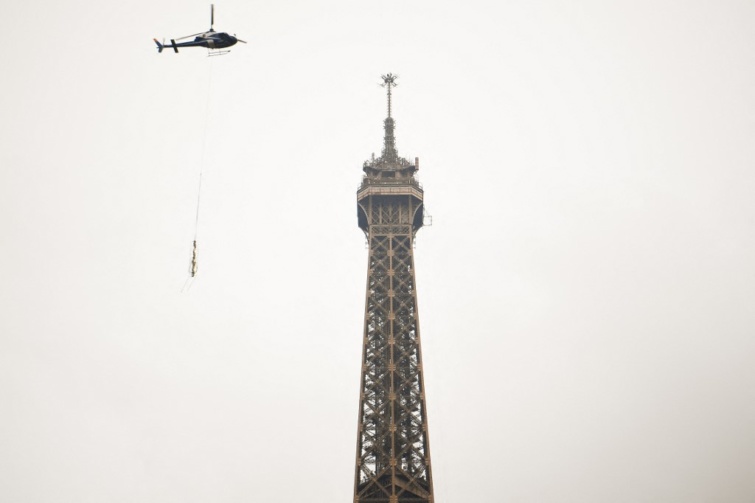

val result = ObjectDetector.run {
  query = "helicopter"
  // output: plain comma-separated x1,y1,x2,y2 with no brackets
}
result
154,4,246,55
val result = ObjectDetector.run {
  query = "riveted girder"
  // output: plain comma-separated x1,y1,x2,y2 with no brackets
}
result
354,195,434,503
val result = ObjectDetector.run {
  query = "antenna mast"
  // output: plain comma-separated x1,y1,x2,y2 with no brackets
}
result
380,74,398,162
381,73,397,118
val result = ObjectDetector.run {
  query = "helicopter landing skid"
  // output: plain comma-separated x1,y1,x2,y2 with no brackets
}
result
207,49,231,57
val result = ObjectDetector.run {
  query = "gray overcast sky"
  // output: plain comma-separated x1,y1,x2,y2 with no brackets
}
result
1,0,754,501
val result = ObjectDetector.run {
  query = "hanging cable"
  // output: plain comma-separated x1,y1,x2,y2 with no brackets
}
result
189,58,214,281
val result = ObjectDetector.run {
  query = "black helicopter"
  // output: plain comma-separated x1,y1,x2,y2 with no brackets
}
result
154,4,245,55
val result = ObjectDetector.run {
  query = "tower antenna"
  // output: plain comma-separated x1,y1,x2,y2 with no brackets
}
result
379,73,399,162
380,73,398,118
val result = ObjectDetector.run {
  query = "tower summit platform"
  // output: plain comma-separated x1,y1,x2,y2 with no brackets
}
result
357,74,424,234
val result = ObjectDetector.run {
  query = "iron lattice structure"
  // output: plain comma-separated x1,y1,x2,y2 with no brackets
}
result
354,74,434,503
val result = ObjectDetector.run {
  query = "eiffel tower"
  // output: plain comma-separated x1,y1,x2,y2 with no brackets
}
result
353,74,435,503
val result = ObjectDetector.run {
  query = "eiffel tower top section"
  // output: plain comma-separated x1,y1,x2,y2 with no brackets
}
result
359,74,422,201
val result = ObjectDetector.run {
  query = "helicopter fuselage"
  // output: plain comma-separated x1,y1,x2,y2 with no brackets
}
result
154,31,239,53
192,31,239,49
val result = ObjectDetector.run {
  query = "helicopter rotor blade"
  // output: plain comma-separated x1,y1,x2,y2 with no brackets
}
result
210,4,214,30
236,38,247,44
175,31,206,41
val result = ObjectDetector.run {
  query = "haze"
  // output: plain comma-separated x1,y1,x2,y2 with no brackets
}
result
1,0,754,501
